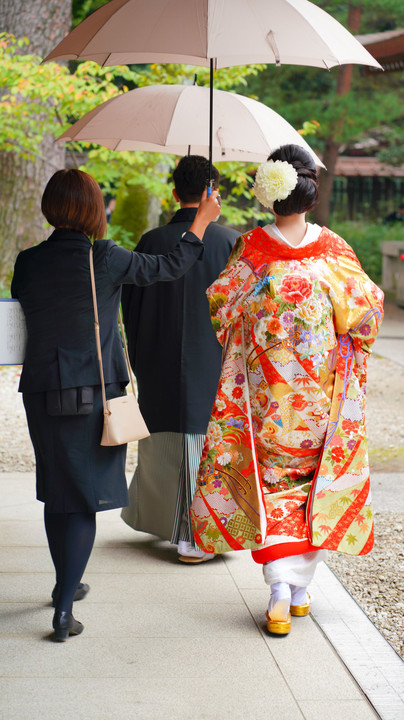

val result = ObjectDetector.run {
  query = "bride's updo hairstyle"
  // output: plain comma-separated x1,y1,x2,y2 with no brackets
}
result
268,144,319,216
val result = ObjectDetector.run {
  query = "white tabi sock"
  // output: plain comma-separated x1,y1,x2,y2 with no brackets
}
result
178,540,214,559
290,584,309,605
268,582,291,621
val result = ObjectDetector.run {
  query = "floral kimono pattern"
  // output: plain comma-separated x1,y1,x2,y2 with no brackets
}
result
190,227,384,560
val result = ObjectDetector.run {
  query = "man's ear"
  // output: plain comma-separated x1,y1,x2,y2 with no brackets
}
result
173,189,180,203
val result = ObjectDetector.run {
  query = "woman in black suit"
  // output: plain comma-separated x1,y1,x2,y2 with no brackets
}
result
11,169,220,641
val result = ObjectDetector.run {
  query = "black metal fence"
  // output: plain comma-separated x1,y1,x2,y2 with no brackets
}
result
330,176,404,222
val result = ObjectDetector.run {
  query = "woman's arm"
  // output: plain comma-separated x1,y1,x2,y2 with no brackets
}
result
106,189,221,287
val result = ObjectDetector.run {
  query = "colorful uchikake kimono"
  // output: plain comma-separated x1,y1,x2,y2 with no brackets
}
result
190,227,384,563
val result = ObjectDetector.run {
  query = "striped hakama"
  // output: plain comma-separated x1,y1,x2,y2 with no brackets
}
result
121,432,205,546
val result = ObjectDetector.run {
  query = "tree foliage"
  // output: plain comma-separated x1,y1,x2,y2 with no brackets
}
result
2,0,403,258
0,32,268,242
239,0,404,224
70,0,404,175
242,0,404,157
0,0,72,283
72,0,108,27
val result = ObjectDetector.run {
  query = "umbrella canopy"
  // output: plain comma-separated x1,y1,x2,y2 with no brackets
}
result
44,0,381,71
57,84,324,166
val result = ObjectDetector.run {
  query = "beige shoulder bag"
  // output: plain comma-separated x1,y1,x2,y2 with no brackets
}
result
89,246,150,446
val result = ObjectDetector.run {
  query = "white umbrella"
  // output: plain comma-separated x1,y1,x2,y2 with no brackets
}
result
44,0,381,71
44,0,380,181
57,84,324,166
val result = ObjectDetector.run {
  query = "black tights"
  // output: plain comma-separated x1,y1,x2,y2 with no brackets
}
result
44,508,96,614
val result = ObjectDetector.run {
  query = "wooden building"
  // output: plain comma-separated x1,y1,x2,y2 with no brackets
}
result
357,28,404,75
330,29,404,221
331,156,404,221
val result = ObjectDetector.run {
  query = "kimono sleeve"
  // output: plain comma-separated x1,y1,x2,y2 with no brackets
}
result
206,236,256,345
328,252,384,354
307,249,384,556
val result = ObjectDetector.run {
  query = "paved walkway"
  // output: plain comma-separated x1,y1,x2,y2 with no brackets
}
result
374,300,404,367
0,303,403,720
1,471,403,720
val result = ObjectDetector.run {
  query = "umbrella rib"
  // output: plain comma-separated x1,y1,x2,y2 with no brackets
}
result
80,0,130,63
102,53,112,67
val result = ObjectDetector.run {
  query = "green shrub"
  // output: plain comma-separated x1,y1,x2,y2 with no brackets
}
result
332,221,404,285
110,180,150,249
0,281,10,298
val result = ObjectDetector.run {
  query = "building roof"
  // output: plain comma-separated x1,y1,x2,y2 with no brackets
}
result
335,156,404,178
357,29,404,73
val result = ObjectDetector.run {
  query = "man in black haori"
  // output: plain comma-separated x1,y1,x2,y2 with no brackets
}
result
121,156,238,562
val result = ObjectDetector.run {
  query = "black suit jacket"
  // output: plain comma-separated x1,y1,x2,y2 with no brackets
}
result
11,228,204,393
121,209,238,434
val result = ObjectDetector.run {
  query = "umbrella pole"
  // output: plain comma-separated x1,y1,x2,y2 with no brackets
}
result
208,58,214,193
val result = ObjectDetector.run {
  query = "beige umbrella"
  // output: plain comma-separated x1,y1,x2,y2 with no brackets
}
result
45,0,380,182
44,0,381,71
57,84,324,166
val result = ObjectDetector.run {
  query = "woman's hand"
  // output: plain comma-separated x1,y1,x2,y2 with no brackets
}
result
188,188,221,241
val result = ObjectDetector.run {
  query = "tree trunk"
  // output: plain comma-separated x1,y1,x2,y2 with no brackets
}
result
313,4,363,227
0,0,72,285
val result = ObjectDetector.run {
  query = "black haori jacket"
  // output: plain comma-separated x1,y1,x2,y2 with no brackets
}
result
121,208,238,434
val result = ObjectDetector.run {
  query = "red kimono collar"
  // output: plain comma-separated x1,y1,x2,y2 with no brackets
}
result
243,226,337,261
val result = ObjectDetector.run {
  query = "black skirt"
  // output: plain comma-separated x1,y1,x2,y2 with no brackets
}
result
23,383,128,513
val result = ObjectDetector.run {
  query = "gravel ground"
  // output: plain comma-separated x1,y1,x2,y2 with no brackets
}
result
1,351,403,659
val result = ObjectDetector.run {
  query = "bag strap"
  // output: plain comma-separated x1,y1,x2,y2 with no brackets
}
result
89,246,137,411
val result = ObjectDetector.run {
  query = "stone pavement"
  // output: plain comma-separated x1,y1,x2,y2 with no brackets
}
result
1,470,403,720
0,302,403,720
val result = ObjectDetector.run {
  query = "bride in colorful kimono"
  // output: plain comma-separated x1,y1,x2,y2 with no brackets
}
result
190,144,384,635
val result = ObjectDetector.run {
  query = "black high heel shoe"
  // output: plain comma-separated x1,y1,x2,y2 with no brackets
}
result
51,583,90,608
52,611,84,642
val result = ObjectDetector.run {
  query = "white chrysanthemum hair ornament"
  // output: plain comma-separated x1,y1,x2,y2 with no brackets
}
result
253,159,299,209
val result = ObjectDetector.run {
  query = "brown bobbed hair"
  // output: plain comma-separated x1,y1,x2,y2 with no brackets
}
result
41,169,107,240
268,144,319,216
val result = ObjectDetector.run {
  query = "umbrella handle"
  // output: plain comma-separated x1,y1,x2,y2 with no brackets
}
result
206,180,220,222
207,179,215,197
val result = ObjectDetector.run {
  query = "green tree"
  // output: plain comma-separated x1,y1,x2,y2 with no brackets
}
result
315,0,404,225
240,0,404,225
0,27,265,280
72,0,109,27
0,0,71,284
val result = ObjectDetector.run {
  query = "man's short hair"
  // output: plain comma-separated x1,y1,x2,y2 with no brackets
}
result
172,155,219,204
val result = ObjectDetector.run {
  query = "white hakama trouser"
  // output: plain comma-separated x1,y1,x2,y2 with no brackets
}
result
263,549,328,587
